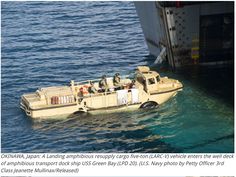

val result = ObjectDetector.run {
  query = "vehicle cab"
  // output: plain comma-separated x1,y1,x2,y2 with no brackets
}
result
135,66,160,94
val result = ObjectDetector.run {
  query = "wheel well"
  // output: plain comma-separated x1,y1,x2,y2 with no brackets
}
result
140,101,159,109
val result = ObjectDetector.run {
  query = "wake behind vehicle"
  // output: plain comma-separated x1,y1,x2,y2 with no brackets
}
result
20,66,183,119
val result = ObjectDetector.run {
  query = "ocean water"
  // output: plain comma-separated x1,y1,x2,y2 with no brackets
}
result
1,2,234,153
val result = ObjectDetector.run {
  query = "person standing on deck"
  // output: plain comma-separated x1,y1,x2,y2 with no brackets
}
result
99,75,109,92
88,81,97,94
113,73,123,90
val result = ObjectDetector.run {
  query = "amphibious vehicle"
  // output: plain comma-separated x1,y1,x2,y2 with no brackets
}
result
20,66,183,119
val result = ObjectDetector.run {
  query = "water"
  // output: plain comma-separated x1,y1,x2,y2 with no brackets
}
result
1,2,234,153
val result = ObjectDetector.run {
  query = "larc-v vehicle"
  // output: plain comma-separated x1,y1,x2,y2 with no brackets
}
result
20,66,183,119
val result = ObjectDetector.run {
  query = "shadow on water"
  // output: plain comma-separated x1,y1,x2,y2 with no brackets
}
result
175,65,234,108
143,55,234,108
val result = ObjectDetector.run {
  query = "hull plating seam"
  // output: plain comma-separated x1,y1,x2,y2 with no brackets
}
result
87,102,142,111
150,87,183,95
29,103,77,111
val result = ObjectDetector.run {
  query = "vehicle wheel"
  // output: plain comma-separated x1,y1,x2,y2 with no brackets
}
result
140,101,159,109
68,110,87,118
73,110,87,114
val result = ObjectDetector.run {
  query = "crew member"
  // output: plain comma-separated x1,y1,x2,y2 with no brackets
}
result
113,73,121,87
99,75,109,92
88,81,97,94
78,87,84,103
129,80,136,89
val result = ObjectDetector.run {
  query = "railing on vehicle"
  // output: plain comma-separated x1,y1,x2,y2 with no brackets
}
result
73,75,131,86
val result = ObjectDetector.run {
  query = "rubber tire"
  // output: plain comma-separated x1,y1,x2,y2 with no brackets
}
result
140,101,159,109
73,110,86,114
68,110,87,117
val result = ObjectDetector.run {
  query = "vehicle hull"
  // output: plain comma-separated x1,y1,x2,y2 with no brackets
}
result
20,87,182,119
20,66,183,119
